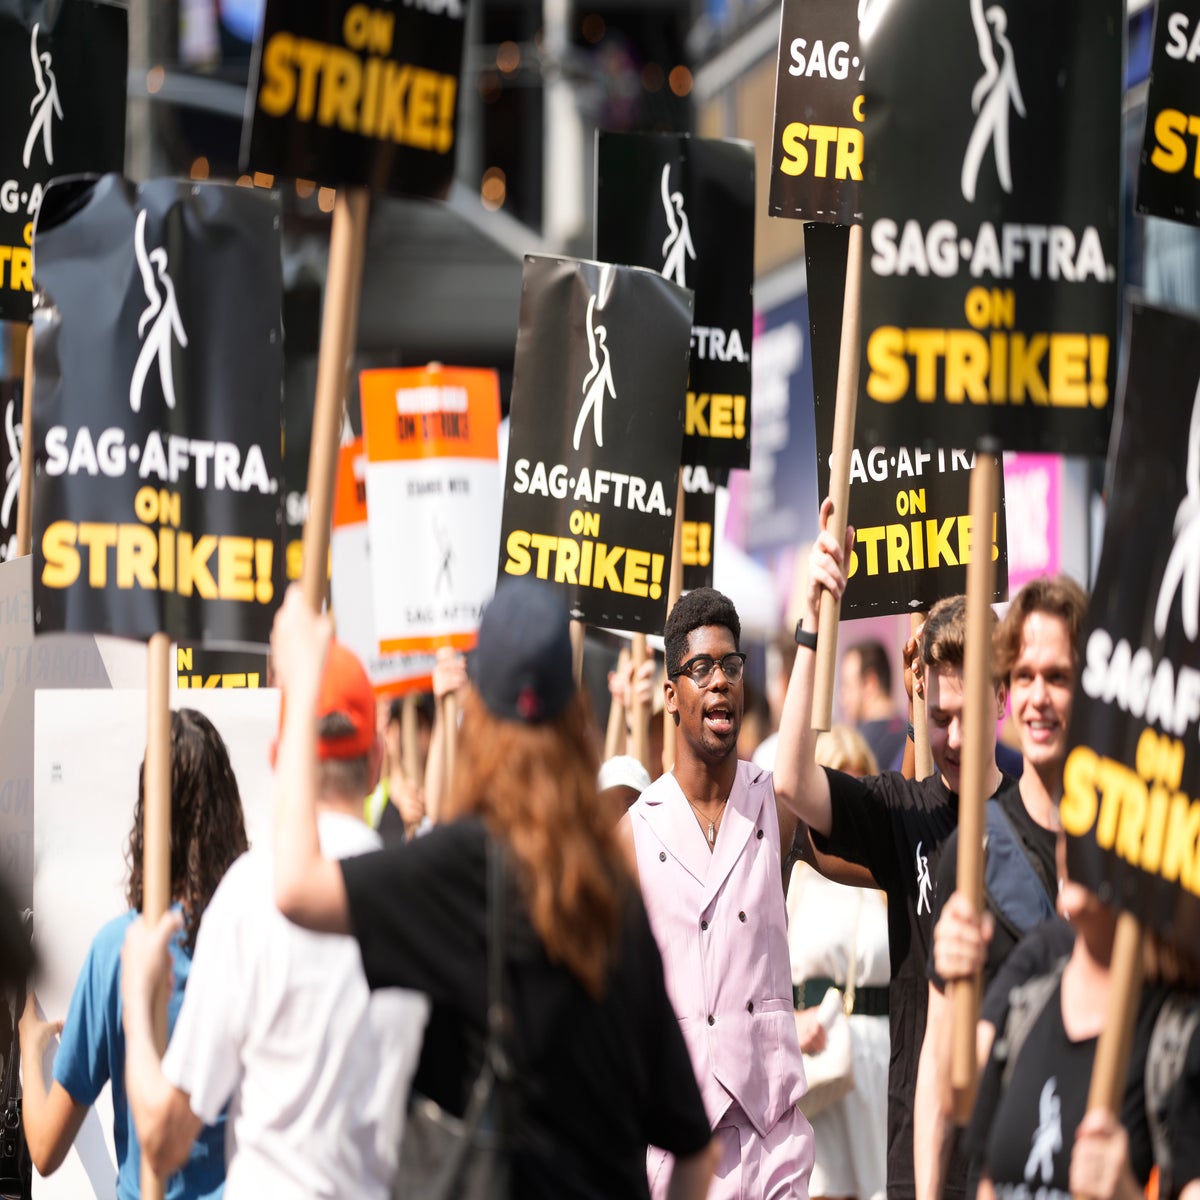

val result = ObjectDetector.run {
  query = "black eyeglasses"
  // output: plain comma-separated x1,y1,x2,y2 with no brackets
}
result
670,652,747,686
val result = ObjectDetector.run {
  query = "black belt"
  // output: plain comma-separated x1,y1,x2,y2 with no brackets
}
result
794,976,890,1018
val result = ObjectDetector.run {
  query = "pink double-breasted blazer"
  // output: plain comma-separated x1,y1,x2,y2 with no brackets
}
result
627,759,808,1136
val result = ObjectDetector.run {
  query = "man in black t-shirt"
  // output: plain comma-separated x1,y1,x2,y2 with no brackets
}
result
918,576,1088,1200
774,498,1014,1200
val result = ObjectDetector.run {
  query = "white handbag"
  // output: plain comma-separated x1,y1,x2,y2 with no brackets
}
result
795,884,860,1119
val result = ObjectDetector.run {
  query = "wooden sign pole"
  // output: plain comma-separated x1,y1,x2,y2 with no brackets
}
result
15,326,34,557
812,223,863,730
401,692,420,787
911,610,934,780
604,646,629,760
139,632,172,1200
949,447,1000,1118
1085,911,1144,1114
662,475,685,772
300,187,370,614
629,634,650,771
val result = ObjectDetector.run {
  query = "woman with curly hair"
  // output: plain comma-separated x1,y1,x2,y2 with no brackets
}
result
20,707,247,1198
267,579,716,1199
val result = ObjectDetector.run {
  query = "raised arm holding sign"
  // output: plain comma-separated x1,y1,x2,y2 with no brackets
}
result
25,175,279,1200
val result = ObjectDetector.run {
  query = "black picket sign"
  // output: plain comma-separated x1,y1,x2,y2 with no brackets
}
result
681,465,724,593
32,176,285,648
0,0,126,321
498,255,693,634
1138,1,1200,226
807,222,1008,616
243,0,466,197
859,0,1121,455
596,132,754,471
769,0,865,224
1064,299,1200,953
0,379,20,564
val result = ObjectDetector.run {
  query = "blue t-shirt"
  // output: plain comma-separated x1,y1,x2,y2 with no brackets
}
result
54,908,225,1200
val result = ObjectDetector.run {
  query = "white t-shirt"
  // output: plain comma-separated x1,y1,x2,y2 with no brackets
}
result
162,811,429,1200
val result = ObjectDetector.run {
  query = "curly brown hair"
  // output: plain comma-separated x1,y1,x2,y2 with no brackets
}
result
126,708,248,954
442,687,632,1000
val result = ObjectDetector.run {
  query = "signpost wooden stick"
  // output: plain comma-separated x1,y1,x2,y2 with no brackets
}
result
1084,911,1144,1118
911,611,933,780
629,634,650,771
604,646,630,760
813,222,863,730
139,632,172,1200
16,326,34,557
401,693,420,787
662,475,685,772
950,446,1000,1119
300,187,370,613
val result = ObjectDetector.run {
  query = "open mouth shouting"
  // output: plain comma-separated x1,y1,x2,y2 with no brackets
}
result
704,700,735,738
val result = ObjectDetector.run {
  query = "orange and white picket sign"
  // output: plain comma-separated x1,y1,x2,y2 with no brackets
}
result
360,366,502,655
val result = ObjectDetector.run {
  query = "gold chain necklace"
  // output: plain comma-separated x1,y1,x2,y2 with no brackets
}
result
685,796,727,849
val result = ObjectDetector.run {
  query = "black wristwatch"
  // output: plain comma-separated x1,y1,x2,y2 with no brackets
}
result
794,617,818,651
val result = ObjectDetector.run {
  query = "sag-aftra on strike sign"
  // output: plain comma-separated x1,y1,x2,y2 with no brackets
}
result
243,0,466,197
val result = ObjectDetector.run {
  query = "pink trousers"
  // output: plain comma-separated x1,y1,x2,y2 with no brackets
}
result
649,1102,814,1200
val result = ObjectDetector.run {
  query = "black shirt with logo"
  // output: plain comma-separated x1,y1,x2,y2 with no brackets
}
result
813,767,1019,1200
967,977,1154,1200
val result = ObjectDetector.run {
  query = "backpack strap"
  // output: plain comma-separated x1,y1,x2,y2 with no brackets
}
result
984,799,1057,942
995,957,1068,1091
1146,993,1200,1200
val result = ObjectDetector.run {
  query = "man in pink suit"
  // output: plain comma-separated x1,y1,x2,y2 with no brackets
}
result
624,587,814,1200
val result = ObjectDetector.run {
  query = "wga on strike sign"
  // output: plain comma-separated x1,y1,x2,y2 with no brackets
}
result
32,176,285,648
331,438,437,691
1063,301,1200,948
361,367,501,653
860,0,1122,455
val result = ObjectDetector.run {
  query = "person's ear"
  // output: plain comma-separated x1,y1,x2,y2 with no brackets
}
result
664,677,679,718
995,681,1008,721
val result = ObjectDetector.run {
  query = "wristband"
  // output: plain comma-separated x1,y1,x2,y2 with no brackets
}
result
794,617,818,651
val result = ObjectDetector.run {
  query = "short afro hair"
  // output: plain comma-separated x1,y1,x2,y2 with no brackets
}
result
664,588,741,677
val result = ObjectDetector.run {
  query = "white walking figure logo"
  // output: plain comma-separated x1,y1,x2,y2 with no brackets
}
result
1,398,20,557
1024,1077,1062,1184
22,23,62,171
660,163,696,288
572,292,616,452
961,0,1025,204
1155,377,1200,642
915,841,932,915
433,517,454,595
130,209,188,414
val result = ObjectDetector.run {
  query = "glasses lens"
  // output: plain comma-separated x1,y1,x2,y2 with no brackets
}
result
685,654,743,684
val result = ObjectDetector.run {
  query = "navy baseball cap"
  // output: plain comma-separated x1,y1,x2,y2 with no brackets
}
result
472,579,575,723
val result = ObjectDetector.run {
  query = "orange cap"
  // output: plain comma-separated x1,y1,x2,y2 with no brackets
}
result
314,640,376,761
